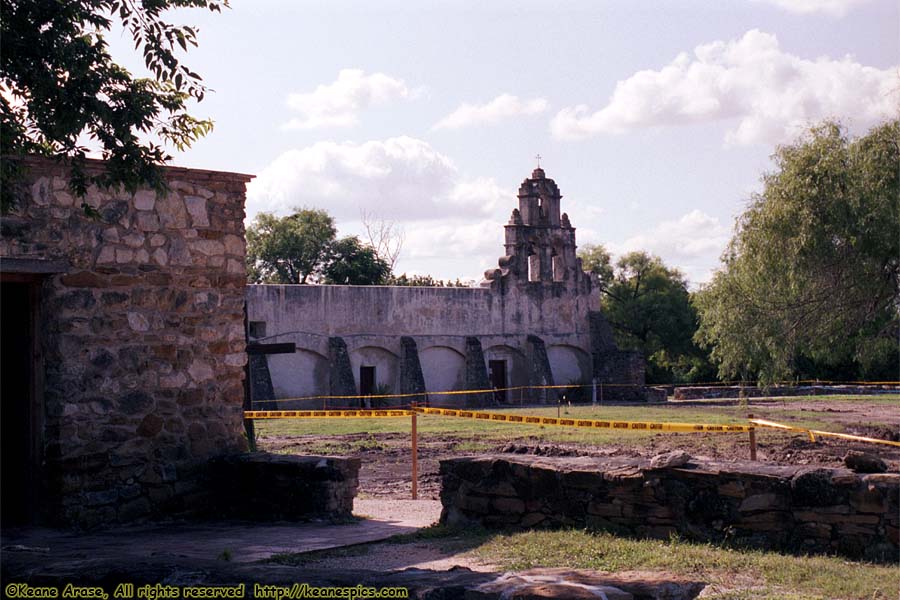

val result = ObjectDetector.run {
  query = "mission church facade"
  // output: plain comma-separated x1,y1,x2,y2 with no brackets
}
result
246,167,646,407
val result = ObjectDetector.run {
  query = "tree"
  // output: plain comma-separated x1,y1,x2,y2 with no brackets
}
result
390,274,470,287
322,236,391,285
694,119,899,383
589,250,713,383
0,0,225,210
360,209,405,272
246,209,336,284
578,243,614,288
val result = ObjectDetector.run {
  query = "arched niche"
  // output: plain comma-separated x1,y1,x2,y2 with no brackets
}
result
547,344,592,387
419,345,466,406
483,343,529,403
268,348,329,408
349,346,399,397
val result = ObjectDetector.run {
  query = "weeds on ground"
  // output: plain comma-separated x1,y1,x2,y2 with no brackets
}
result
269,543,371,566
470,529,897,600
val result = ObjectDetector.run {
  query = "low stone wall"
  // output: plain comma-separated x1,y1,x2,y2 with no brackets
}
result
440,455,899,562
207,453,359,520
673,385,899,401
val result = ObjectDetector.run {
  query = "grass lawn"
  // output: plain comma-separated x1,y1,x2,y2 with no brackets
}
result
470,528,899,600
270,524,898,600
259,396,899,599
254,395,897,447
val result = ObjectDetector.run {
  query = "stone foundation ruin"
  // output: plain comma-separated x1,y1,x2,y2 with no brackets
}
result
207,453,359,520
440,455,899,562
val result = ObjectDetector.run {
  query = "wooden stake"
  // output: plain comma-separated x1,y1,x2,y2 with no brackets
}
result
748,413,757,461
411,402,418,500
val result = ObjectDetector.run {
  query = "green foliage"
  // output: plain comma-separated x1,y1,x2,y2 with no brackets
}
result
390,273,470,287
578,243,614,288
694,119,900,383
322,236,390,285
579,247,715,384
246,209,337,284
246,208,392,286
0,0,226,211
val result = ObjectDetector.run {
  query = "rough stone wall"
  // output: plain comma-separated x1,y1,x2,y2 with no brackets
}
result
0,157,252,527
596,350,647,402
207,453,359,520
440,455,899,562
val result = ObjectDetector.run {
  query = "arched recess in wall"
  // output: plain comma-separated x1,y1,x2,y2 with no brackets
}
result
419,345,466,406
483,343,529,402
547,344,591,387
267,348,329,408
349,346,399,396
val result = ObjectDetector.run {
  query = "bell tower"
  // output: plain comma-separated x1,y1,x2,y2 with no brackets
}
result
482,164,593,294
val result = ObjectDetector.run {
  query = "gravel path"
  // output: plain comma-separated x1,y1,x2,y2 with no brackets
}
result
354,498,442,529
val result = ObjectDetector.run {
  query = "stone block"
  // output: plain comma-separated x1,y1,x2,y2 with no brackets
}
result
127,312,150,332
492,497,525,514
133,190,156,211
118,496,152,522
61,271,107,288
850,486,887,514
520,512,546,527
472,480,518,497
184,196,209,227
97,245,116,264
739,493,785,512
457,494,490,514
223,233,243,255
586,500,622,517
115,248,133,263
190,239,224,256
157,196,188,228
136,212,160,231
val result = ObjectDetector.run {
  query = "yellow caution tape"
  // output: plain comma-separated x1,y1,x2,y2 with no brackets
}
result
250,382,643,406
245,409,414,419
413,407,753,433
750,418,900,448
252,380,899,406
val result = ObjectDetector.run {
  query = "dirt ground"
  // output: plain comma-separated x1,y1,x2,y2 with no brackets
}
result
260,397,900,501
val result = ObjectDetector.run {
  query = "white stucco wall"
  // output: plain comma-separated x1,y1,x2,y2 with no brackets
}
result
247,283,600,402
420,345,466,404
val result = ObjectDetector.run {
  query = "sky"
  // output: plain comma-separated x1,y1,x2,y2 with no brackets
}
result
107,0,899,286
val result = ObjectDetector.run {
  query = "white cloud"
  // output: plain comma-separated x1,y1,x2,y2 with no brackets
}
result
284,69,410,129
608,210,731,285
404,219,502,261
550,29,899,145
246,136,508,223
247,136,514,282
433,94,549,130
753,0,872,16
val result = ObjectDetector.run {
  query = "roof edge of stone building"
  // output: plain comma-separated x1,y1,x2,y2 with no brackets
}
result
247,283,487,291
6,154,255,183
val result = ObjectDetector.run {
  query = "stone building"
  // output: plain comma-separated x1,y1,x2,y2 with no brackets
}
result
0,157,252,527
246,167,645,408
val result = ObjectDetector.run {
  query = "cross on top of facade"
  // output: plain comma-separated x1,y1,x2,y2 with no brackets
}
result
535,154,542,168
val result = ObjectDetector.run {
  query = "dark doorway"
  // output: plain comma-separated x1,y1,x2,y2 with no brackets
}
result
359,366,376,398
489,360,507,403
1,280,40,526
